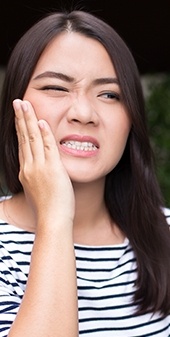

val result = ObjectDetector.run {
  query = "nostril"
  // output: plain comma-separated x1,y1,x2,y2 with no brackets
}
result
71,118,94,125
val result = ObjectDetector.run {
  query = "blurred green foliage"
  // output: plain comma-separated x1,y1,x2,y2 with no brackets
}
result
145,74,170,207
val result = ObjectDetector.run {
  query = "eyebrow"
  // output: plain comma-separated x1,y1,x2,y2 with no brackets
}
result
93,77,119,86
32,71,119,86
33,71,74,83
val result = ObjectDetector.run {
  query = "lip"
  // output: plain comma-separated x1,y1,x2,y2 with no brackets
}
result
59,134,99,157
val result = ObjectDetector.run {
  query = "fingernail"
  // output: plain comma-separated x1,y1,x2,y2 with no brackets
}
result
21,101,28,113
13,99,21,110
38,120,46,129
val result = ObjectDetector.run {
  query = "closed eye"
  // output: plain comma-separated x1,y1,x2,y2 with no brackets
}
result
40,85,69,92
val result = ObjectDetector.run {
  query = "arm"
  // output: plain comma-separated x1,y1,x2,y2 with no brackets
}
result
8,100,78,337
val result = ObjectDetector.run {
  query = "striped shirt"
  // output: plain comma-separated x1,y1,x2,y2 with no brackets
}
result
0,209,170,337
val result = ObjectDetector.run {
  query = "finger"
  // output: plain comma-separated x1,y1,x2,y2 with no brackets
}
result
15,116,24,167
21,100,45,162
13,99,33,164
37,119,60,162
13,99,45,163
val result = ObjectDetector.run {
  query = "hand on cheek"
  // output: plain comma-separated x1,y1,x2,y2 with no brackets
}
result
13,99,75,227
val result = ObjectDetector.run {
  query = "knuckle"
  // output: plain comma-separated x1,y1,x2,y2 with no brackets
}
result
18,132,36,146
29,132,36,143
20,133,27,145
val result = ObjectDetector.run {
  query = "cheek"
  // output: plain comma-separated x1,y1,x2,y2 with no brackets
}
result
23,94,58,125
106,118,131,159
23,92,45,118
107,114,131,141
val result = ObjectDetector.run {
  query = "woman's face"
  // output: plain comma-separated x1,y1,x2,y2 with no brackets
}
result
23,32,131,184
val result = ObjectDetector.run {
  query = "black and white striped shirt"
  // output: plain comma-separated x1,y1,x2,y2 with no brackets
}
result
0,209,170,336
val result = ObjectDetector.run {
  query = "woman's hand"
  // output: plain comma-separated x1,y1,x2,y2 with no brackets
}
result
10,100,78,337
13,99,75,227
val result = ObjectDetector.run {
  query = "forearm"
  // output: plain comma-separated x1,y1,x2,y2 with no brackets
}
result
8,221,78,337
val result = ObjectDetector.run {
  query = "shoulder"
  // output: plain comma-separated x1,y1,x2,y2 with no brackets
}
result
0,195,11,222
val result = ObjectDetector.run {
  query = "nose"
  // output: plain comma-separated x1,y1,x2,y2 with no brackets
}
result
67,94,99,126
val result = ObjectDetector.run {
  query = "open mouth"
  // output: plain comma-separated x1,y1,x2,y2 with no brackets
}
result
61,140,98,151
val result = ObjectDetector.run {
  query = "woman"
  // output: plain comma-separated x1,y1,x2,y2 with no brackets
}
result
0,10,169,337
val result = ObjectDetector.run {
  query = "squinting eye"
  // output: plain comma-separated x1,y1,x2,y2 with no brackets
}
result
98,92,120,100
41,86,68,92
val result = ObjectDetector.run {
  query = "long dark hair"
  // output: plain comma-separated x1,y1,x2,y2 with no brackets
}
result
0,10,169,315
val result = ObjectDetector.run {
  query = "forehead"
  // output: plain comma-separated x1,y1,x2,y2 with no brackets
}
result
32,32,116,78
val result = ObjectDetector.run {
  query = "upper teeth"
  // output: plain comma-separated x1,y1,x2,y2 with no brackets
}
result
62,140,97,151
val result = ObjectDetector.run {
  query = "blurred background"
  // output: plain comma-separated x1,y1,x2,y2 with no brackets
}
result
0,0,170,207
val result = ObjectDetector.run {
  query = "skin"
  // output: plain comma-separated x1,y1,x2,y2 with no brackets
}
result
0,32,131,336
24,32,130,186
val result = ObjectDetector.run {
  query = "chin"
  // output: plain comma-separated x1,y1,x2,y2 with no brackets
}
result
70,174,94,184
68,171,105,186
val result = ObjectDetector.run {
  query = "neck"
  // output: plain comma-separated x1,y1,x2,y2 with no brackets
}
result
73,179,107,229
72,179,122,245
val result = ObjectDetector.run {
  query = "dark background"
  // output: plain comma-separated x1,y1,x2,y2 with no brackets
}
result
0,0,170,74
